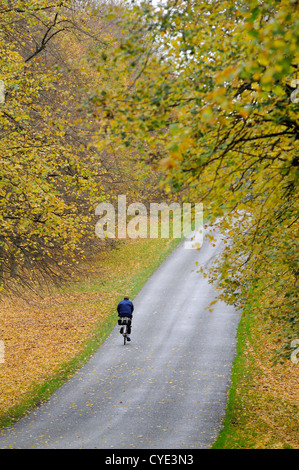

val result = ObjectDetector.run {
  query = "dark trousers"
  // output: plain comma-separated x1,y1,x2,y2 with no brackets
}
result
118,316,132,334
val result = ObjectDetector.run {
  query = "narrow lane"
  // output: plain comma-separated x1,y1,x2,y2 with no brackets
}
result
0,230,241,449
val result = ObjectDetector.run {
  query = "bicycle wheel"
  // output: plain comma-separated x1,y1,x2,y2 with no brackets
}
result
123,325,127,345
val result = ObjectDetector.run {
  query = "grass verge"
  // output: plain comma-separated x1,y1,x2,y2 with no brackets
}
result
212,302,298,449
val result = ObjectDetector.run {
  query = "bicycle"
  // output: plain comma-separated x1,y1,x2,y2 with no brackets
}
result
118,317,132,345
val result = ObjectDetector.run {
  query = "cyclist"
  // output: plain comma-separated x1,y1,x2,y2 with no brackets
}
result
117,295,134,341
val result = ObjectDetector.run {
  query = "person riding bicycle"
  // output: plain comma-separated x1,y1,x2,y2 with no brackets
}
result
117,295,134,341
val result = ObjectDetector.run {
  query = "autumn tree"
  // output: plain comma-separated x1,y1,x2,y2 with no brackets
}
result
91,0,298,356
0,0,109,293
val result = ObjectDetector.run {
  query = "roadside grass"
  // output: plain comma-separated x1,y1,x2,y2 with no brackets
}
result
0,236,181,428
212,301,299,449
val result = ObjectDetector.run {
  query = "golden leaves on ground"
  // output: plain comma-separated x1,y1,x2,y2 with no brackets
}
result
225,309,299,449
0,291,99,413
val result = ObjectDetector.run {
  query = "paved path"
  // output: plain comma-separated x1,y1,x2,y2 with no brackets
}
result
0,229,241,449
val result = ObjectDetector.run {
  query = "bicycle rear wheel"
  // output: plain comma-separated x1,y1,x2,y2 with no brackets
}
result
123,325,128,345
123,325,127,345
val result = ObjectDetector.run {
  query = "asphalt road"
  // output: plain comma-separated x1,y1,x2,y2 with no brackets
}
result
0,228,241,449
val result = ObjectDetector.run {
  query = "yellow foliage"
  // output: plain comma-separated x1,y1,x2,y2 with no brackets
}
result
92,0,298,356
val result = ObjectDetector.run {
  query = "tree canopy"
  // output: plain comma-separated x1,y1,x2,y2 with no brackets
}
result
90,0,298,355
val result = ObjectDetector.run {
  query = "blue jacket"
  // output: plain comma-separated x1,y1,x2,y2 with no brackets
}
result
117,299,134,317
